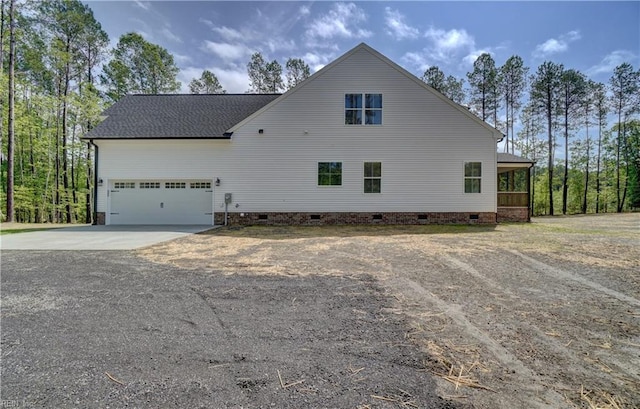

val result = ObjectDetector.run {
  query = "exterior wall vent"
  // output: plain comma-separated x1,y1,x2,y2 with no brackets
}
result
469,214,479,220
310,214,321,220
372,214,383,220
258,214,268,220
417,214,428,220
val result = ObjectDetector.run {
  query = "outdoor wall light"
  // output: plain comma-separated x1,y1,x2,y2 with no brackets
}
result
98,178,103,186
258,129,264,134
215,178,221,186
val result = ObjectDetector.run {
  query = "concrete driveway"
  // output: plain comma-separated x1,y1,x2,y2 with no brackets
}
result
0,225,214,250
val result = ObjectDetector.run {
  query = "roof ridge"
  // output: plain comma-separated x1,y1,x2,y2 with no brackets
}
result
125,93,283,97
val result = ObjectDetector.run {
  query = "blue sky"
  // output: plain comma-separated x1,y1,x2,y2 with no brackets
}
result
86,1,639,94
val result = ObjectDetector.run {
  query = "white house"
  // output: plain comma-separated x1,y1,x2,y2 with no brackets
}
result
84,43,532,226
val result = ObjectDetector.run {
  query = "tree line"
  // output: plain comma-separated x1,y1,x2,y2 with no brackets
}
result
447,53,640,215
1,0,638,223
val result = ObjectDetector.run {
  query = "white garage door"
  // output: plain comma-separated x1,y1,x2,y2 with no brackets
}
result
109,180,213,225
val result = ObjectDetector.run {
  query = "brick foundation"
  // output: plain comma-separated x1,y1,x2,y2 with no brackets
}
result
215,212,497,226
497,207,530,222
95,212,106,225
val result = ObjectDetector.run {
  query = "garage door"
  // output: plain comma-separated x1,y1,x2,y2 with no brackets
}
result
109,180,213,225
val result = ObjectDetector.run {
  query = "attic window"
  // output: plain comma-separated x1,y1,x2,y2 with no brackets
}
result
345,94,382,125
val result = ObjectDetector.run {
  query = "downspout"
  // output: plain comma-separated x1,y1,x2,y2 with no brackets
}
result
89,139,99,225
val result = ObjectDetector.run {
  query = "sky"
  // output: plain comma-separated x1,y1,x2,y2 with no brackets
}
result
85,1,640,94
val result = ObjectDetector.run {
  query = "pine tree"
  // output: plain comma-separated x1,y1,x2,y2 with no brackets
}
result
285,58,310,90
499,56,528,154
530,61,564,215
467,53,499,127
609,63,639,212
189,70,225,94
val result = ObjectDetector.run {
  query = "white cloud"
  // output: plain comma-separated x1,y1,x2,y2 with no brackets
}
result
299,4,311,16
401,52,430,72
422,27,475,64
199,18,214,29
425,27,474,53
463,48,493,65
178,67,204,93
302,51,336,72
565,30,581,41
212,26,244,42
213,67,250,93
133,0,151,11
536,38,567,55
384,7,419,40
533,30,581,59
173,53,192,65
587,50,637,75
402,26,502,72
161,27,182,43
202,41,251,63
305,3,372,45
265,38,296,54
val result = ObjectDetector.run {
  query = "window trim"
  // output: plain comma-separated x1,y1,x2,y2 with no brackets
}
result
165,182,186,189
114,182,135,189
317,161,343,187
139,182,161,189
363,161,382,194
464,161,482,194
345,93,383,126
190,181,212,189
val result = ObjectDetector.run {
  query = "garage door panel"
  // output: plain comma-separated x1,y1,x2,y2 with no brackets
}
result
109,180,212,225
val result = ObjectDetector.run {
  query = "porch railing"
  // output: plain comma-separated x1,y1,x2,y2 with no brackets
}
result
498,192,529,207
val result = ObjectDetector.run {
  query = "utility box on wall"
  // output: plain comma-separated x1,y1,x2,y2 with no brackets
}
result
224,193,232,204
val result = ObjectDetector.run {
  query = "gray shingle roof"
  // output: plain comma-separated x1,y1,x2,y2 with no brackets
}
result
497,152,535,163
85,94,281,139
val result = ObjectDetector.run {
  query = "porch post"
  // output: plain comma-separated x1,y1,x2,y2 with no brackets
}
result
527,166,532,221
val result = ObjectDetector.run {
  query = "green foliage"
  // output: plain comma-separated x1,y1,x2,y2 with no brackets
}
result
626,121,640,208
189,70,225,94
422,66,466,104
499,56,528,152
247,52,283,93
467,53,500,126
285,58,310,90
101,32,180,102
1,1,638,223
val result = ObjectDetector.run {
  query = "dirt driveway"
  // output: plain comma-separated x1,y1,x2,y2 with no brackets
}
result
136,213,640,409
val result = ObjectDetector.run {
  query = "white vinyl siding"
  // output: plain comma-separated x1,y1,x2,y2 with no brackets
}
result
95,46,498,220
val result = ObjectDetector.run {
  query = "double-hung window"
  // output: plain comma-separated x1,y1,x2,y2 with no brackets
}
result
364,162,382,193
345,93,382,125
464,162,482,193
318,162,342,186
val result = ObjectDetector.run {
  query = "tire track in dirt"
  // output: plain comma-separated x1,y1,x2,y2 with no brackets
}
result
439,252,639,394
511,250,640,309
393,275,568,409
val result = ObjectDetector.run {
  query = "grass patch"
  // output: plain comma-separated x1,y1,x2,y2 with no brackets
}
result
0,228,57,235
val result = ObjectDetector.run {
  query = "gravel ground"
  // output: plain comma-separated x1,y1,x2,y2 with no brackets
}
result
136,213,640,408
1,251,463,409
2,213,638,408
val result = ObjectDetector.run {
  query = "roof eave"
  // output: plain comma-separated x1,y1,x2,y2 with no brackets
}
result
80,135,232,140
